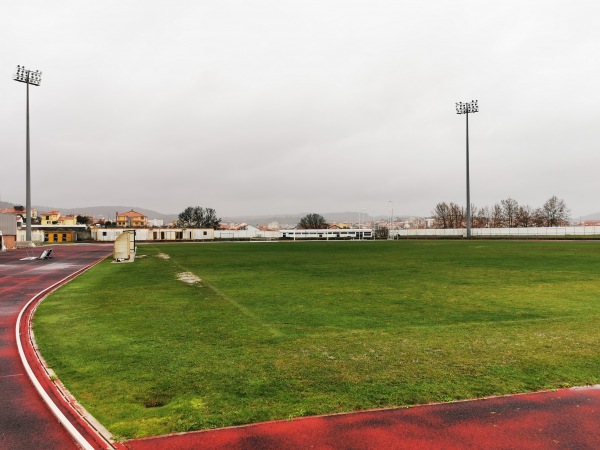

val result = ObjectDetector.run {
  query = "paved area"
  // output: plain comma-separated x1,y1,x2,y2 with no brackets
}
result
3,244,600,449
0,245,113,450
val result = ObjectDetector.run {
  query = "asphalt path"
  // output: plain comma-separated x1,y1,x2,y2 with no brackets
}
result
0,244,112,450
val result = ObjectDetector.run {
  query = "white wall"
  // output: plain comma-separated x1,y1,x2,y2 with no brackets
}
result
91,228,214,242
392,226,600,238
214,228,279,239
16,229,45,242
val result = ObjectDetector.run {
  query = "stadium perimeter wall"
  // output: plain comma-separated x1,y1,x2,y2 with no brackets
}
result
392,226,600,239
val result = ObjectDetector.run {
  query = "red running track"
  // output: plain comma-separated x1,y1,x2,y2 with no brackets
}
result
0,244,113,450
122,386,600,449
3,244,600,449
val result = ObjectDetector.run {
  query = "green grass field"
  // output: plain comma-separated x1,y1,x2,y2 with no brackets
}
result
34,241,600,440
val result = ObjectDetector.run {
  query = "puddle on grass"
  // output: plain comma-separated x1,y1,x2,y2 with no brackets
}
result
177,272,202,285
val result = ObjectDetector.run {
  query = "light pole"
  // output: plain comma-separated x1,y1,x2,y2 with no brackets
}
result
13,65,42,242
388,200,393,240
360,208,366,240
455,100,478,238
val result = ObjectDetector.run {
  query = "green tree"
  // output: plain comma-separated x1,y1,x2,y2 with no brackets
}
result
298,213,328,229
76,215,92,225
178,206,221,229
373,223,389,239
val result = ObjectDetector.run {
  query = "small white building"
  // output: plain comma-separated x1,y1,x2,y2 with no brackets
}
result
148,218,164,227
92,227,214,242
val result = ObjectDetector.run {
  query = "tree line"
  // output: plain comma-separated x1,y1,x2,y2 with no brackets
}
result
432,196,570,229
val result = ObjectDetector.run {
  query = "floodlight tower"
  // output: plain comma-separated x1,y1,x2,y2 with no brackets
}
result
13,65,42,242
455,100,478,238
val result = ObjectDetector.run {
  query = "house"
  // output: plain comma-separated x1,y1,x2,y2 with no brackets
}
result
0,213,18,249
41,210,61,225
40,211,82,226
59,215,78,226
116,210,148,228
0,206,37,221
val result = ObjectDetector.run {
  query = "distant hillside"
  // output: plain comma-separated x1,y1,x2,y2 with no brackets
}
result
223,212,422,226
0,201,16,209
581,212,600,221
222,211,390,226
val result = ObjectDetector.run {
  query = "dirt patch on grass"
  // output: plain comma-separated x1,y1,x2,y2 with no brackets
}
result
157,253,170,260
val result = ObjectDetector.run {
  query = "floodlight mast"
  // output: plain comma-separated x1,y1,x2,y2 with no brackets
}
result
13,65,42,242
455,100,478,238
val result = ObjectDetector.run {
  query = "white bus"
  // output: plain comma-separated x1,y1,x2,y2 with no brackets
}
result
280,229,373,240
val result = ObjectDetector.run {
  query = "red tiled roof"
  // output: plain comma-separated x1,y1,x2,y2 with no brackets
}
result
0,208,22,215
118,210,146,218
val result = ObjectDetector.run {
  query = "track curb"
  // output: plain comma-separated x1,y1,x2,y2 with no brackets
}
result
16,251,115,450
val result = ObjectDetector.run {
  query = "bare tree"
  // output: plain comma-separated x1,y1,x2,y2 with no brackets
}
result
432,202,467,228
448,202,465,228
515,205,534,227
469,203,478,229
501,198,519,228
542,196,570,226
473,205,490,228
432,202,451,228
490,203,504,228
431,196,571,229
532,208,546,227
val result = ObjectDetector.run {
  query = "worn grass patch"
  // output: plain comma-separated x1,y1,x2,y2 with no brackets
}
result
34,241,600,440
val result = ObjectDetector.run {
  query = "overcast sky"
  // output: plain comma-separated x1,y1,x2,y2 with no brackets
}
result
1,1,598,219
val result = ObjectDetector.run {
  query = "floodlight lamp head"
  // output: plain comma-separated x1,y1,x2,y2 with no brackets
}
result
455,100,479,114
13,65,42,86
